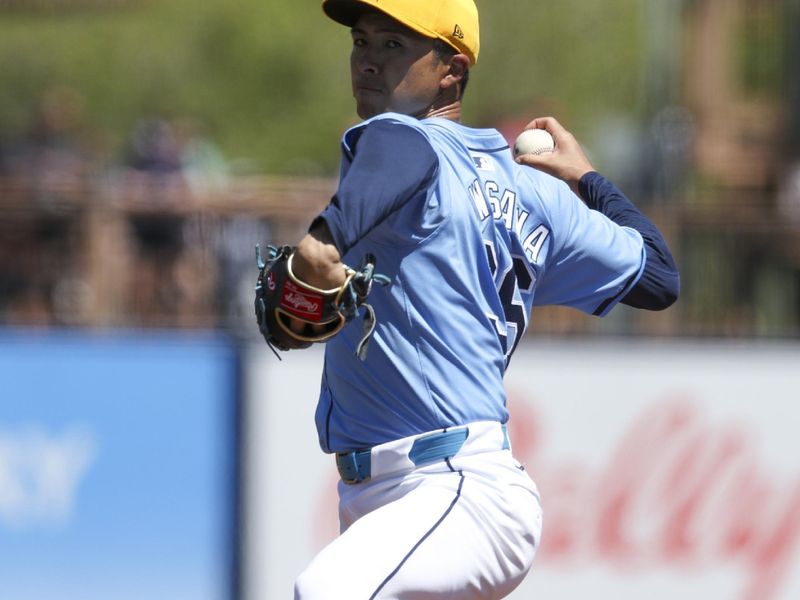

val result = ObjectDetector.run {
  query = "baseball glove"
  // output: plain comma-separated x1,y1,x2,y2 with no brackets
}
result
254,244,390,360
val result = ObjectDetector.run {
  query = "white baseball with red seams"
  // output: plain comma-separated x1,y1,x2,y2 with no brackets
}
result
514,128,555,157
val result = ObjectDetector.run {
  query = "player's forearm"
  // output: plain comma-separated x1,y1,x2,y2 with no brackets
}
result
578,171,680,310
293,223,347,289
621,246,680,310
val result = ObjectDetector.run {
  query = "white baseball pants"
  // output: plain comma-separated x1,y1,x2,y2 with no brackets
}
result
294,421,543,599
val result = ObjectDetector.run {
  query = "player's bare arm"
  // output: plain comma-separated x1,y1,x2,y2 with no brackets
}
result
293,223,346,289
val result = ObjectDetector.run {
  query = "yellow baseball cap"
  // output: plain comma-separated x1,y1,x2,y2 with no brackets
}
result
322,0,480,66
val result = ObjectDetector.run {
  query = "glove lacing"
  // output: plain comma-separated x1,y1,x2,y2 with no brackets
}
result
340,254,390,361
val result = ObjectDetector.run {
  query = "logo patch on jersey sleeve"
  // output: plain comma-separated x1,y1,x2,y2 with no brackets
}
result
471,153,496,172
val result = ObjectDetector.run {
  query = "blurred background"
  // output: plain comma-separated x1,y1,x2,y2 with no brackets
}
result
2,0,799,337
1,0,799,599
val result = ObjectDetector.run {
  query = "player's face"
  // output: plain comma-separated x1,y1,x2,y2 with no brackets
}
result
350,12,449,119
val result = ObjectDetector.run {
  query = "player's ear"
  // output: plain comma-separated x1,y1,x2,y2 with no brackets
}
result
440,54,469,92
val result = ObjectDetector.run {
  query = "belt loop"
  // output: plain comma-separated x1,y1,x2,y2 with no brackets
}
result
501,423,510,450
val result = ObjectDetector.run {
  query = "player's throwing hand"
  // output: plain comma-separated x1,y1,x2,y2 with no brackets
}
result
515,116,595,196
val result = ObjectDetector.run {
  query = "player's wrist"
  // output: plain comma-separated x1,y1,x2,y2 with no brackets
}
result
569,168,595,198
295,232,346,289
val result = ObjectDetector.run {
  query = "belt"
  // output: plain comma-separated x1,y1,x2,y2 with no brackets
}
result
335,421,511,485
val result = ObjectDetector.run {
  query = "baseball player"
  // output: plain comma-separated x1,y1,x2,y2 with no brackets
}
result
254,0,679,598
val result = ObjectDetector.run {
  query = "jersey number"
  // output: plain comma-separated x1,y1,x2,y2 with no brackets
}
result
484,242,531,364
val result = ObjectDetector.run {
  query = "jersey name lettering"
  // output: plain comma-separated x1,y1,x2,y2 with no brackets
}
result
468,179,491,220
468,178,551,263
522,225,549,263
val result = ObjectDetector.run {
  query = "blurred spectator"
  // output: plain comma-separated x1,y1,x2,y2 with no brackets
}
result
126,117,183,173
119,116,227,326
212,216,272,332
174,118,230,195
0,216,73,328
1,86,91,194
121,117,187,324
0,87,92,327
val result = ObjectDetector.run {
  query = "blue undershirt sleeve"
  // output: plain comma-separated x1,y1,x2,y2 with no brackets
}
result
578,171,680,310
312,119,438,255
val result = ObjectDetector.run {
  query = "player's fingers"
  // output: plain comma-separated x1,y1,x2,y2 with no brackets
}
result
287,316,329,336
288,316,308,335
522,116,568,139
521,118,586,160
514,151,558,173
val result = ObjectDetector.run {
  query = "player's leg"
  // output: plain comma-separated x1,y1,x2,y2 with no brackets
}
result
375,453,542,599
294,467,467,599
294,452,541,599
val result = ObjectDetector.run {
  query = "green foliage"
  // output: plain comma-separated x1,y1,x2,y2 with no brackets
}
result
737,5,785,98
0,0,645,175
470,1,644,125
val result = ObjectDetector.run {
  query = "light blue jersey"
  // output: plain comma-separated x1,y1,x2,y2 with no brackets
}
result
315,113,645,452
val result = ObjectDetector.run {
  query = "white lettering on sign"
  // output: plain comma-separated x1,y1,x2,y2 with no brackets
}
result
0,426,96,529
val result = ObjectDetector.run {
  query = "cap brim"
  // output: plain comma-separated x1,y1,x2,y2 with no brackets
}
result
323,0,373,27
322,0,477,65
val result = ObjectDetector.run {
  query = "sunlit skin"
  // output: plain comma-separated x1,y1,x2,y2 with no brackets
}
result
349,11,465,120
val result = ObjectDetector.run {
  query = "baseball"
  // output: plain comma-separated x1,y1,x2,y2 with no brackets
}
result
514,129,555,157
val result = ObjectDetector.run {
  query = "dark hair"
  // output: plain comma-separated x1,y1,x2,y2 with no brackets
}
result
432,39,469,99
